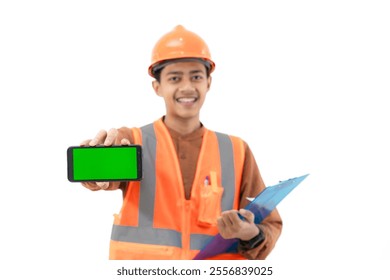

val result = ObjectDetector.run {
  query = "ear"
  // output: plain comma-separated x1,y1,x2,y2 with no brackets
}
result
207,76,212,90
152,80,162,97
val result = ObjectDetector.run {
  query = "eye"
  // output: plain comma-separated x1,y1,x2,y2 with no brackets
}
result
192,75,204,81
168,76,181,82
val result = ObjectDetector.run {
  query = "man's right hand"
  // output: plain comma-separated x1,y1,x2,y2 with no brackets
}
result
79,128,130,191
80,128,131,147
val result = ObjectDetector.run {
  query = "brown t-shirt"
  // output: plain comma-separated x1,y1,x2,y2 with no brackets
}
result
105,122,282,259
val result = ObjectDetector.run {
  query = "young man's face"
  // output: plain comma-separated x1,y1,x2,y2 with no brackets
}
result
153,60,211,123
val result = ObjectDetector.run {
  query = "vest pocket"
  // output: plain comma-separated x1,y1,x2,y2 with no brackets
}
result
197,171,224,227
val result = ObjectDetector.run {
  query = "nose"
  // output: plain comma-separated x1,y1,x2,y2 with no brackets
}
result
179,78,195,92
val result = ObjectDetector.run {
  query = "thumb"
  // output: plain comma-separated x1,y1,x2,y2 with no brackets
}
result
120,138,131,145
238,209,255,223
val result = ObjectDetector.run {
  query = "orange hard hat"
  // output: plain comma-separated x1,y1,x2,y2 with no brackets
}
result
148,25,215,77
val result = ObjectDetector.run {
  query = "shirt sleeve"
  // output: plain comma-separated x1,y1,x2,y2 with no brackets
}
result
237,141,283,260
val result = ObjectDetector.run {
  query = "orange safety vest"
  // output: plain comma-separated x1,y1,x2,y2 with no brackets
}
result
109,119,246,260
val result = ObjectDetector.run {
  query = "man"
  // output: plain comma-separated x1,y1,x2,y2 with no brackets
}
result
81,25,282,260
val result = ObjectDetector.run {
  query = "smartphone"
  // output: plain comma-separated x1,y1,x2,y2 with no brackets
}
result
67,145,142,182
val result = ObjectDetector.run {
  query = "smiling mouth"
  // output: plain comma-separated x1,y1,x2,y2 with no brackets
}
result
176,97,197,104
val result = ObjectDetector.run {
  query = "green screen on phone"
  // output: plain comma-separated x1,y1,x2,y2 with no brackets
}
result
67,145,142,182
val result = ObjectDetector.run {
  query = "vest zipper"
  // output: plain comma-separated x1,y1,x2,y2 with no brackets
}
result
181,199,191,259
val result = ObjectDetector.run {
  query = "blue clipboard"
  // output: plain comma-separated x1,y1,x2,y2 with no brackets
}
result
193,174,309,260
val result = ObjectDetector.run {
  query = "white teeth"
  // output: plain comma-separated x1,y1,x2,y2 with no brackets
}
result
177,97,196,103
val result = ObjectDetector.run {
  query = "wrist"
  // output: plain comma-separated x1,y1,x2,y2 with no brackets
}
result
241,224,260,241
239,225,265,250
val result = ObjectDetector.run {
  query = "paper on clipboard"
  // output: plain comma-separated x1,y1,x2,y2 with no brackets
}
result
193,174,309,260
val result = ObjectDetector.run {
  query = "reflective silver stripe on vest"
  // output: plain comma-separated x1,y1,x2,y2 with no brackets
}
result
139,123,157,227
215,132,236,211
111,124,236,251
111,225,182,247
190,233,214,250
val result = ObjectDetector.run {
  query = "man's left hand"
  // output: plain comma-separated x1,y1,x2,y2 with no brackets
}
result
216,209,259,241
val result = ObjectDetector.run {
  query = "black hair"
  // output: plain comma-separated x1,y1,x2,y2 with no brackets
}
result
152,59,211,83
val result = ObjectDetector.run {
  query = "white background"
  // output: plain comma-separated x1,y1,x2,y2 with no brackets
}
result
1,0,389,279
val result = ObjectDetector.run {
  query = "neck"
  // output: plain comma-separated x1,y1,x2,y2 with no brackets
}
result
163,115,201,135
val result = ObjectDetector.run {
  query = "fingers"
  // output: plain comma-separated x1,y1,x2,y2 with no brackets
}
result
121,138,131,145
81,182,102,191
217,209,257,240
81,181,110,191
81,128,121,147
217,210,241,239
238,209,255,223
96,182,110,190
219,210,242,225
89,130,108,146
103,128,118,146
80,139,92,146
